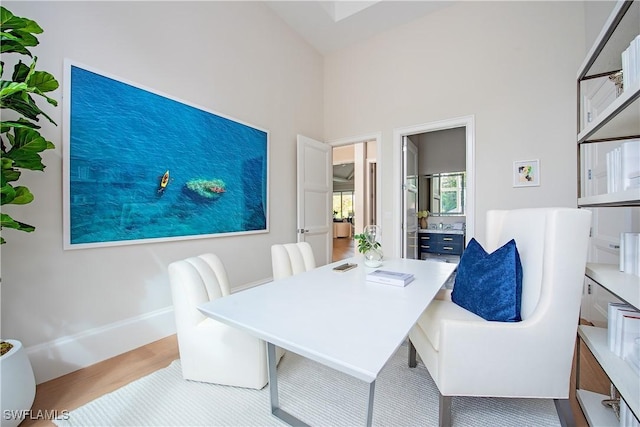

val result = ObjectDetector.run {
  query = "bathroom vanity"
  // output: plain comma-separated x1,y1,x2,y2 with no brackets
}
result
418,229,465,258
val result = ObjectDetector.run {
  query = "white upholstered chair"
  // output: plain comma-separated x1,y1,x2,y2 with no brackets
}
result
271,242,316,280
408,208,592,426
168,253,284,389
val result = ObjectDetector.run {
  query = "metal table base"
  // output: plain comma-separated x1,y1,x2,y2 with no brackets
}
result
267,342,376,427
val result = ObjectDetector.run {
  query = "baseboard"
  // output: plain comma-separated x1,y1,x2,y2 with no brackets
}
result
26,306,176,384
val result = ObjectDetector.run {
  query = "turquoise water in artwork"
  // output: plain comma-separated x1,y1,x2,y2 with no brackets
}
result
69,66,268,245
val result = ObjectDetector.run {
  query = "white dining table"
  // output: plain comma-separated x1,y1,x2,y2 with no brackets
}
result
198,257,456,426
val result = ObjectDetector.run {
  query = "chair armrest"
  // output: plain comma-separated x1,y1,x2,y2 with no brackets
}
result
436,317,574,397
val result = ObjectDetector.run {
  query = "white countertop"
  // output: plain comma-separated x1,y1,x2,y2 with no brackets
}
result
418,229,464,235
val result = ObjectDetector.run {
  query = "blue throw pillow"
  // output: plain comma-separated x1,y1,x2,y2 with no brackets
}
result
451,238,523,322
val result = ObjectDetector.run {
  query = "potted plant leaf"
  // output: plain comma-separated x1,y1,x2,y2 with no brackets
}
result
1,6,59,426
1,5,59,244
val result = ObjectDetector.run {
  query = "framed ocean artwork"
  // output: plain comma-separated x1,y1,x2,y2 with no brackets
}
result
63,61,269,249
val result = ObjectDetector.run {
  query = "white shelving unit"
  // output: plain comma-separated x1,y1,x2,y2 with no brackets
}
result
576,1,640,425
579,188,640,207
578,263,640,424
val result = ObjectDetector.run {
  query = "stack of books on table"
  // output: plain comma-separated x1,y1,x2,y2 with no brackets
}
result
366,269,414,287
607,302,640,376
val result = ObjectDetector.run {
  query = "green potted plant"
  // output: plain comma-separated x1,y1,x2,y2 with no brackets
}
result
354,232,380,254
1,5,59,245
354,225,383,267
1,7,59,426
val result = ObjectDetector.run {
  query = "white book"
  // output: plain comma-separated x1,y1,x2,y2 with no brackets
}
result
636,35,640,90
620,397,628,427
609,302,633,352
621,48,631,90
621,232,626,272
616,147,622,192
366,269,414,287
621,233,640,276
607,150,613,193
631,39,635,88
627,347,640,377
621,313,640,362
621,140,640,191
616,307,640,357
629,36,638,88
622,47,630,90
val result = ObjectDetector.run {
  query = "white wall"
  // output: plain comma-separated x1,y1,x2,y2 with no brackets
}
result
324,1,586,254
1,1,323,382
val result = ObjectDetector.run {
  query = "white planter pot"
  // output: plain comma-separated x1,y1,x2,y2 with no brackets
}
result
1,340,36,427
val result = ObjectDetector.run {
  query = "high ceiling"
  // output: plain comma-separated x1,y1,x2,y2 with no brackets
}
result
265,1,453,54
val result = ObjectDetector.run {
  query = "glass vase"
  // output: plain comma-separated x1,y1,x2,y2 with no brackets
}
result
363,247,383,267
362,225,383,267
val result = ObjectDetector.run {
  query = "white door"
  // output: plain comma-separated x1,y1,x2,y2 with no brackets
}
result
297,135,332,266
403,137,419,259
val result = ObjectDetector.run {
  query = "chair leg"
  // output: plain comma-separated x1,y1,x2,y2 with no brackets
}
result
439,393,452,427
408,339,417,368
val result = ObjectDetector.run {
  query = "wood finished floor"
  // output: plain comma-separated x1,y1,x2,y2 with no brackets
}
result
23,241,609,427
333,236,355,262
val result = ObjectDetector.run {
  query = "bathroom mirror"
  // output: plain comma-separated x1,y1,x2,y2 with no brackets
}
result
419,172,465,216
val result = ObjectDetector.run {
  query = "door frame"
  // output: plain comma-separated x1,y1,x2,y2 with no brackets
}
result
392,115,476,258
328,132,383,243
403,136,419,259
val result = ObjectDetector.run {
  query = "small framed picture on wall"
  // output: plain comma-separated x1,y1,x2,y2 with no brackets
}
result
513,159,540,187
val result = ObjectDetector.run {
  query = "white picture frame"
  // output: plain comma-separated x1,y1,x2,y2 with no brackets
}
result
513,159,540,187
63,60,269,249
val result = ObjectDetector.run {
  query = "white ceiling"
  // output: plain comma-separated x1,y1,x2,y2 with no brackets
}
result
265,1,454,54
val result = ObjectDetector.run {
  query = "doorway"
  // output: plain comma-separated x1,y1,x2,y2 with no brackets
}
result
330,133,382,262
393,116,475,259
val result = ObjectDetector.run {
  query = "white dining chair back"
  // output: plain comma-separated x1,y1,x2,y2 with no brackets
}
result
271,242,316,280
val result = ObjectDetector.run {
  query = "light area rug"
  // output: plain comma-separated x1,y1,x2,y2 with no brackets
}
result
54,344,561,427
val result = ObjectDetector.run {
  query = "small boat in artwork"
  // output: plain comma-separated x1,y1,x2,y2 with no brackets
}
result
158,170,170,193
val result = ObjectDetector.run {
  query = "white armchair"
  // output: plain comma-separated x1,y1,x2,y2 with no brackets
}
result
408,208,592,426
271,242,316,280
168,253,284,389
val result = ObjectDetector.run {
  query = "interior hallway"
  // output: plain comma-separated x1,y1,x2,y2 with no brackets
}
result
332,237,355,262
